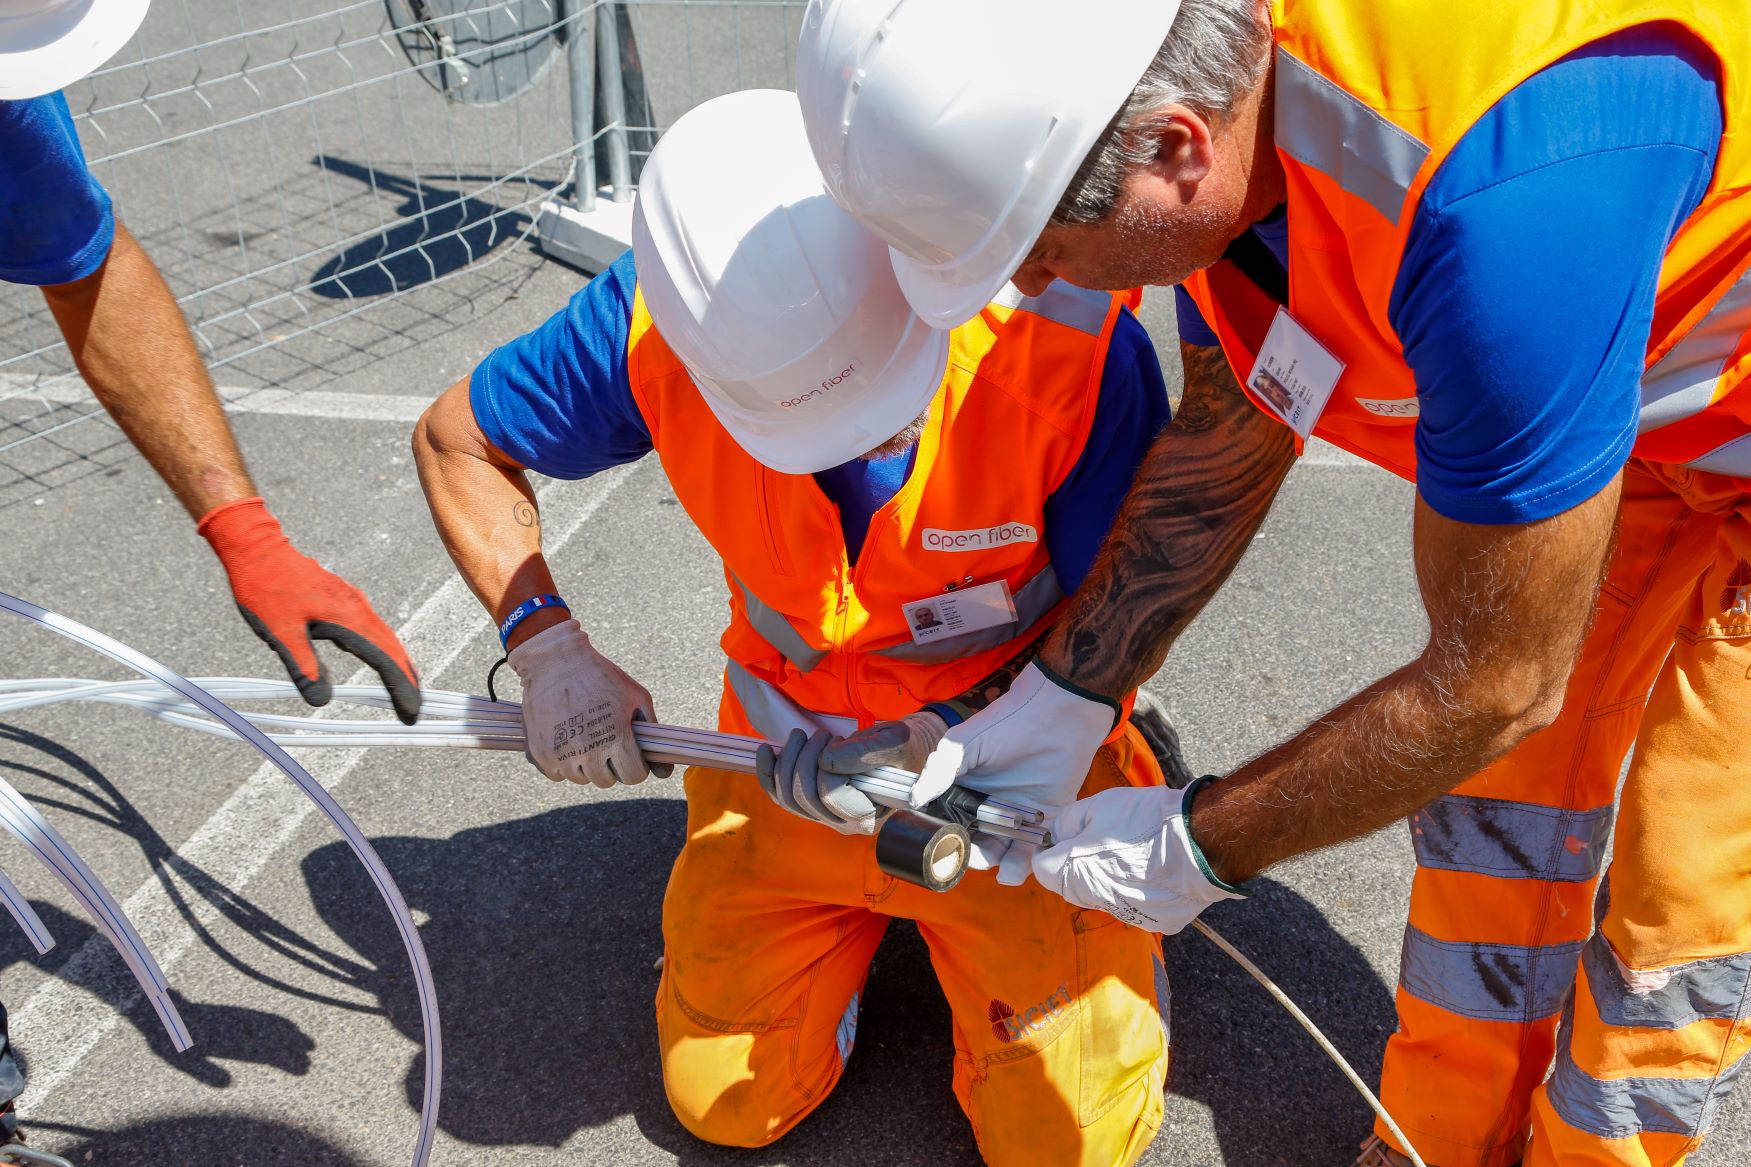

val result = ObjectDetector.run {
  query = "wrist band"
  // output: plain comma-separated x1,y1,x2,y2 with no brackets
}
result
1032,658,1123,730
923,700,970,728
498,594,569,647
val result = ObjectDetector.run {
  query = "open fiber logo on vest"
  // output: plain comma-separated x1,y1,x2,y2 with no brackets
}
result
988,984,1072,1044
923,523,1039,552
779,363,855,408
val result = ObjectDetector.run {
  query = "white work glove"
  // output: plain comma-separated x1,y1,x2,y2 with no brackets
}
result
912,662,1117,886
507,618,671,788
755,712,948,836
1032,779,1245,934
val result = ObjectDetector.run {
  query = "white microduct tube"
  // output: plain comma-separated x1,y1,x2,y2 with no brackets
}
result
0,593,440,1167
0,863,54,956
0,776,188,1049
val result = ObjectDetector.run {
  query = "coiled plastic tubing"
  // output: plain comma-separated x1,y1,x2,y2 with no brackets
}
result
1,589,1426,1167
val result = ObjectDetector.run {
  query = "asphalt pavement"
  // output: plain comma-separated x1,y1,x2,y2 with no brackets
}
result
0,3,1747,1166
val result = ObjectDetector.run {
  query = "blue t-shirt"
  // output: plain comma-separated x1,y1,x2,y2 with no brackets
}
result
0,93,115,286
472,250,1172,589
1175,27,1721,525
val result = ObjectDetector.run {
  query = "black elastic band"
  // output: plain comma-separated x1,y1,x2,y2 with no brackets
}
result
1220,207,1289,306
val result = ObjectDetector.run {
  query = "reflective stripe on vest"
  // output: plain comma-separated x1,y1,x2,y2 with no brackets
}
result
1275,47,1429,224
1410,795,1612,883
1400,924,1585,1022
1640,265,1751,474
1582,932,1751,1031
991,280,1113,336
872,566,1065,664
1546,1002,1748,1139
733,576,828,673
725,659,859,741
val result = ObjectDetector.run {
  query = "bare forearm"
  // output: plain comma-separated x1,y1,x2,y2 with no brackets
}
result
1041,342,1296,696
413,381,564,647
41,222,254,518
1192,478,1623,883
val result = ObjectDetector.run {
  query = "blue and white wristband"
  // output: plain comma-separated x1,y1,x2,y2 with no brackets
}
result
498,594,569,648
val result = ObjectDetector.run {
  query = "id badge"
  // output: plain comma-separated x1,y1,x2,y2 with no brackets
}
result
1244,307,1345,439
903,579,1017,646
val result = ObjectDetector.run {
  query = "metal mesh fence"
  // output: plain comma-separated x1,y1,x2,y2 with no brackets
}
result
0,0,803,509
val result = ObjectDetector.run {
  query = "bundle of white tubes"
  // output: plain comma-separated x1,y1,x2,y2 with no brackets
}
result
0,678,1052,847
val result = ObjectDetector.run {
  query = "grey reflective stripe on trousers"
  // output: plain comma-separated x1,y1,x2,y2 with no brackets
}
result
734,576,827,673
1274,47,1430,224
1547,999,1749,1139
990,280,1113,336
1582,932,1751,1031
1400,924,1586,1022
873,567,1066,664
1638,266,1751,460
1411,794,1612,883
724,660,859,742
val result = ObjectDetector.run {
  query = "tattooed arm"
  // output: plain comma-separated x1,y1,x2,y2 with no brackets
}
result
1191,475,1620,882
1038,341,1298,694
413,376,570,650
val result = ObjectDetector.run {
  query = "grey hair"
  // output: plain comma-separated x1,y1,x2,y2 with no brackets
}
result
1053,0,1271,225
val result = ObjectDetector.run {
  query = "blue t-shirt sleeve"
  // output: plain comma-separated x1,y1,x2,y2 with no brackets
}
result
469,248,653,479
1390,28,1720,525
1043,309,1172,591
0,93,115,286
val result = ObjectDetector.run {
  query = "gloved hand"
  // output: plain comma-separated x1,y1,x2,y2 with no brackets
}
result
507,618,671,787
199,496,421,723
912,662,1117,885
1032,779,1245,933
755,712,949,836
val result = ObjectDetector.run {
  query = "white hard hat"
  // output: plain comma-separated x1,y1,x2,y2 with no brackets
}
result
0,0,150,100
797,0,1182,329
632,88,948,475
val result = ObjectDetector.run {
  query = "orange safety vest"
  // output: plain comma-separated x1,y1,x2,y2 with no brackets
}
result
624,281,1140,739
1182,0,1751,485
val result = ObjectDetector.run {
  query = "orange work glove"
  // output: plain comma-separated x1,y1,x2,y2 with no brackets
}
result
198,497,420,723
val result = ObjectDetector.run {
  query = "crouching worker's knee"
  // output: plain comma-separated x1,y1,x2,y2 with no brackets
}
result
657,980,850,1148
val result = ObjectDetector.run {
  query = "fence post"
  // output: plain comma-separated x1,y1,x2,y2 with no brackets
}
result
564,0,598,210
595,2,634,202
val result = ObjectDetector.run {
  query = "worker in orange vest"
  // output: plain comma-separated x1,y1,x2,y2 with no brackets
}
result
799,1,1751,1165
415,89,1181,1165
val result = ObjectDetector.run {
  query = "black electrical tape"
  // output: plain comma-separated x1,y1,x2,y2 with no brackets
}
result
875,810,971,893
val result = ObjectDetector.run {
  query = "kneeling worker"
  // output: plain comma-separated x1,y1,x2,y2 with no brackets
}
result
414,89,1174,1165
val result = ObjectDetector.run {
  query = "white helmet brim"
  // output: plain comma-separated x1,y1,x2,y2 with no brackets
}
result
0,0,150,100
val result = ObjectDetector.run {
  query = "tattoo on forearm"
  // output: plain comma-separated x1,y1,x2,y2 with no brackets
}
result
513,500,537,528
1047,343,1297,697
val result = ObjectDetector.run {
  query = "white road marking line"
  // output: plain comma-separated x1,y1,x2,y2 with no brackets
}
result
9,464,638,1103
1,374,430,423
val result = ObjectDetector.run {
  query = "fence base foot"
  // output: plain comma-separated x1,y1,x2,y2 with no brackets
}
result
536,197,634,274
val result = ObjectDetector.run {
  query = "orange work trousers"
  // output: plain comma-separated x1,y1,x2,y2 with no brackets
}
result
1375,459,1751,1167
656,721,1170,1167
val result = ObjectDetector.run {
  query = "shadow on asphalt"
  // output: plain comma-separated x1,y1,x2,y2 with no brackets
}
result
307,156,537,300
49,1113,363,1164
1167,878,1399,1165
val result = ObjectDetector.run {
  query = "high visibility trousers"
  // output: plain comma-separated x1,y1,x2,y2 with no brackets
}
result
1375,459,1751,1167
655,723,1170,1167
